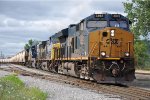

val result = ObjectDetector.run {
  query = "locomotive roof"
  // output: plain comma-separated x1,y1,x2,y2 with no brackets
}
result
49,28,68,39
81,13,129,22
37,40,47,48
55,28,68,38
48,13,131,40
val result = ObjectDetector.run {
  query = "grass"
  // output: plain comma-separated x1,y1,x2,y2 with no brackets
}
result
0,75,47,100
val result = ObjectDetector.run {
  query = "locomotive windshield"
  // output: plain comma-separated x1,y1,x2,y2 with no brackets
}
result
110,21,127,28
87,21,107,28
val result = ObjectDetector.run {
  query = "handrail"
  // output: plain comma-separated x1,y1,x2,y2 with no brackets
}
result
88,41,98,68
88,42,98,57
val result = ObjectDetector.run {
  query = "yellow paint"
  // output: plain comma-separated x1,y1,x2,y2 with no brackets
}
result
51,43,61,60
38,57,88,61
98,58,120,60
89,27,134,59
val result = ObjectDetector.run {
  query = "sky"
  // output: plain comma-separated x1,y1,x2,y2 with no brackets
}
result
0,0,127,57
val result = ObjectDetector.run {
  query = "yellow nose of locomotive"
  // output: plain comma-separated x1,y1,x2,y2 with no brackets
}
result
89,27,134,59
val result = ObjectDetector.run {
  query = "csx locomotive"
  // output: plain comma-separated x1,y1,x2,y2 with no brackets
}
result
2,13,135,83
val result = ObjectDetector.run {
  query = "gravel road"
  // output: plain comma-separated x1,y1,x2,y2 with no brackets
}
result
0,65,123,100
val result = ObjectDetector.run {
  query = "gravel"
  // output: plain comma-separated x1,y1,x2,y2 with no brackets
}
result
0,70,12,77
0,64,123,100
18,75,122,100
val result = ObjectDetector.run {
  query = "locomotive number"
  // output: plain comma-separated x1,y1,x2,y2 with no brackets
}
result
106,38,119,44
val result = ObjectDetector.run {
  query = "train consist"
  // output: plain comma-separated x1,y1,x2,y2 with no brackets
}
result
0,13,135,83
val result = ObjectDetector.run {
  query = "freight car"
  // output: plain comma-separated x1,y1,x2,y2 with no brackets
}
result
3,13,135,83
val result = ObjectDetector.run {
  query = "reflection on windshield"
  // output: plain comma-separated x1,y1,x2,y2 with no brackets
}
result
87,21,107,28
110,21,127,28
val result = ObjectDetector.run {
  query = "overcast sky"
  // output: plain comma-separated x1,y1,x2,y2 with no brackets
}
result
0,0,127,57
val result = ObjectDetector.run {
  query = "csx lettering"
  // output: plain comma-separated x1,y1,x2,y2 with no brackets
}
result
106,39,118,44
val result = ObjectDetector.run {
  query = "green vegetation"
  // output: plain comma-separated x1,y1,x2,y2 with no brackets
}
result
124,0,150,69
0,75,47,100
24,39,39,50
24,39,33,50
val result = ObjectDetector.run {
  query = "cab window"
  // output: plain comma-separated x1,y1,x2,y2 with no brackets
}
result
110,21,127,28
87,21,107,28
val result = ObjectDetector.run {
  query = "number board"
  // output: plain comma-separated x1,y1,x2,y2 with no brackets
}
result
112,14,120,18
95,14,104,18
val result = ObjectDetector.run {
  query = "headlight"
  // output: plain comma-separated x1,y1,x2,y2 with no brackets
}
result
125,52,130,57
101,51,106,57
110,30,115,37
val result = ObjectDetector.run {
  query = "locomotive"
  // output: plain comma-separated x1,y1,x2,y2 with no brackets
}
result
2,13,135,83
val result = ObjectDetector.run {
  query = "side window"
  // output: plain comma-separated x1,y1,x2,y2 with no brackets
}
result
76,24,79,31
71,38,74,53
80,22,84,30
75,36,77,49
49,37,52,45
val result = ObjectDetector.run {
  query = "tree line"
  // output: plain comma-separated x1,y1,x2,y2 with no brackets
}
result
124,0,150,69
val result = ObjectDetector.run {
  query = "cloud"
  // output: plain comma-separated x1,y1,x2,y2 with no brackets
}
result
0,0,58,20
0,0,83,21
91,0,125,12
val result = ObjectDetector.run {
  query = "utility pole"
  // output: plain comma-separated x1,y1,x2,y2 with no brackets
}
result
0,51,2,59
0,51,2,65
3,53,5,59
0,51,5,59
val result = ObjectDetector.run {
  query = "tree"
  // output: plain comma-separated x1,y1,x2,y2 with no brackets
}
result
24,39,39,50
124,0,150,68
24,44,30,50
28,39,33,47
24,39,33,50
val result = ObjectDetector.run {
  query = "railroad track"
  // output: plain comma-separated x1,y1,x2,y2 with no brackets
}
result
1,64,150,100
